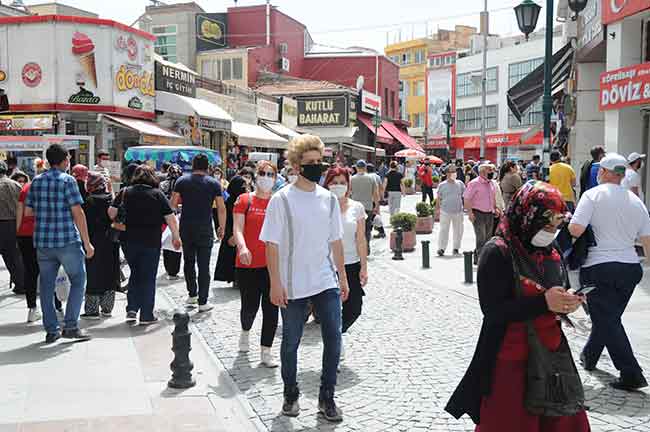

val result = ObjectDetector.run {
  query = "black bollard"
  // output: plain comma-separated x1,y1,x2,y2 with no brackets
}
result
463,251,474,284
421,240,430,269
392,227,404,261
168,310,196,389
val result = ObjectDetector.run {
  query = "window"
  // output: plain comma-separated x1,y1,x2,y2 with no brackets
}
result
153,25,177,63
201,59,212,78
411,113,425,128
279,42,288,54
413,80,425,97
390,90,395,118
401,53,409,65
508,98,543,128
222,58,232,81
508,58,544,88
456,105,498,132
402,81,410,99
384,88,389,116
232,58,243,80
212,59,221,80
414,50,425,64
456,67,498,97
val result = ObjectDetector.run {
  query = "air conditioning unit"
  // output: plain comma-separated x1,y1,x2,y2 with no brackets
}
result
280,57,290,72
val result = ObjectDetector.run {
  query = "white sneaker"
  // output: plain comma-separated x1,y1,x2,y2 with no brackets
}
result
198,303,214,313
185,296,198,306
260,346,278,368
239,331,250,353
27,308,41,323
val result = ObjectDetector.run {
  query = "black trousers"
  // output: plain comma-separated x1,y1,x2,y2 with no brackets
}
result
342,262,365,333
181,224,214,306
16,236,38,309
163,250,182,276
0,220,24,291
236,267,278,348
421,185,434,203
364,210,373,255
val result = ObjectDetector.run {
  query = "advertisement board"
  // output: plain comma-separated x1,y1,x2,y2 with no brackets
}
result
360,90,382,115
0,114,54,130
599,63,650,111
195,13,228,51
281,97,298,129
257,97,280,122
0,16,155,119
454,131,543,149
297,96,348,128
602,0,650,25
155,61,196,97
426,67,454,138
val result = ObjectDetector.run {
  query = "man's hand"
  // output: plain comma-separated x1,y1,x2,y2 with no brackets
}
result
238,247,252,266
340,279,350,302
172,235,182,251
217,226,225,240
270,281,288,308
84,242,95,259
468,211,475,223
359,267,368,287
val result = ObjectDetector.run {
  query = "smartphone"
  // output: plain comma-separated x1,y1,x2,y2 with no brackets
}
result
575,285,596,295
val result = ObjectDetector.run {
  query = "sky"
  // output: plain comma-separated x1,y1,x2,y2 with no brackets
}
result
26,0,554,52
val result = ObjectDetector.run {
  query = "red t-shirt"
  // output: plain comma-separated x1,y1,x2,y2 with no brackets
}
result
419,166,433,187
233,193,270,269
17,183,35,237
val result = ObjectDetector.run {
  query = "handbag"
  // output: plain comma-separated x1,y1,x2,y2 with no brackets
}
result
508,246,585,417
110,187,129,232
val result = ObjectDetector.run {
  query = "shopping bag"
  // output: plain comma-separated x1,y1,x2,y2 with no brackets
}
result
161,215,181,252
54,268,70,302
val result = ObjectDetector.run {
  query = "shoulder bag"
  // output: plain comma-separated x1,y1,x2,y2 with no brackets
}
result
508,245,585,417
110,187,129,232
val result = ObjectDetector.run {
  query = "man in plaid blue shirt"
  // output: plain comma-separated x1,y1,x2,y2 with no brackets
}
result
25,144,94,343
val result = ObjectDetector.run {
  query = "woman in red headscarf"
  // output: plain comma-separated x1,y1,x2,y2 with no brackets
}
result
445,180,590,431
71,164,89,200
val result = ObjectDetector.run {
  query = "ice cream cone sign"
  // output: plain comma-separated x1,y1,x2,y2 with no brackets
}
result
72,32,97,88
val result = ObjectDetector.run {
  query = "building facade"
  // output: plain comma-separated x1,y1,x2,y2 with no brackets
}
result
384,26,476,136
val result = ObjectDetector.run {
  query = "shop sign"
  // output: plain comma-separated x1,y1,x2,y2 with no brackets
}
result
423,138,449,149
22,63,42,87
115,65,155,97
603,0,650,25
297,96,348,127
68,88,100,104
155,61,196,97
599,62,650,110
577,0,603,56
454,132,543,149
0,114,54,131
128,96,143,110
257,98,279,122
360,90,382,115
199,116,230,131
281,97,298,129
196,13,227,51
115,34,139,63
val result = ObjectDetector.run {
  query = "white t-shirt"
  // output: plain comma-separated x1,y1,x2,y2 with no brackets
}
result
571,183,650,268
622,168,644,202
259,184,344,300
341,199,367,265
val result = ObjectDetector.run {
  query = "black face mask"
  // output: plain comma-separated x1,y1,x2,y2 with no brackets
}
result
487,172,495,180
300,163,323,183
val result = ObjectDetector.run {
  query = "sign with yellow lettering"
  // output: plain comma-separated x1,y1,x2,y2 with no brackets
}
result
297,96,348,128
115,65,155,97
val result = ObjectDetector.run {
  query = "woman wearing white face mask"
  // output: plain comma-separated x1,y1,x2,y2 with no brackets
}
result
232,160,279,367
323,166,368,359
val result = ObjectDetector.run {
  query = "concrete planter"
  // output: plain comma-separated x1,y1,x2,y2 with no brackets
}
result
390,230,417,252
415,216,434,234
404,186,416,195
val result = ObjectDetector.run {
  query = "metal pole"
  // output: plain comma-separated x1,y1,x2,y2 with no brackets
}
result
168,310,196,389
392,227,405,261
541,0,554,181
422,240,430,269
480,0,488,159
373,108,379,166
464,251,474,283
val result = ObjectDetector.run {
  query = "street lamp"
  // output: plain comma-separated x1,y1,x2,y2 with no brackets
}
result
441,100,454,156
567,0,588,20
514,0,541,41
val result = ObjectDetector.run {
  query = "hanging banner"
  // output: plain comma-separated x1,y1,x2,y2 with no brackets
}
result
599,62,650,111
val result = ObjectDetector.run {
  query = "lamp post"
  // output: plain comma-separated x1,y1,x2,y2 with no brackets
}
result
441,100,455,158
372,109,381,165
514,0,587,180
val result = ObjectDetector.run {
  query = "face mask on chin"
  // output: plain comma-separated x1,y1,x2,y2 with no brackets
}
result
531,229,558,248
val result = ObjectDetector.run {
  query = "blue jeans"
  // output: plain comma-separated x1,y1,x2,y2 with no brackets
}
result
180,225,214,305
124,242,161,321
281,288,342,397
580,262,644,379
37,242,87,334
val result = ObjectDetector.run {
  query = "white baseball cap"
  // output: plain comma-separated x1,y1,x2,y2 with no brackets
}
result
627,152,647,163
600,153,628,175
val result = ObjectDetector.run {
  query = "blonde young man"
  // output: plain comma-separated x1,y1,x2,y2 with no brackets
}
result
260,135,349,423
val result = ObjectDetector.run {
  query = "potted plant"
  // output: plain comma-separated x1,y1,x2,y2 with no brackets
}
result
431,174,441,189
389,212,417,252
403,178,415,195
415,202,434,234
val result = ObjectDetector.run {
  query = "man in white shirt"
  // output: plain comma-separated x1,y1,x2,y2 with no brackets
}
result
622,152,646,201
569,153,650,391
435,164,465,256
260,135,349,422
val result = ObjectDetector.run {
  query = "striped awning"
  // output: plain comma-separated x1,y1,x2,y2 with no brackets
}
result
124,146,222,165
507,42,574,122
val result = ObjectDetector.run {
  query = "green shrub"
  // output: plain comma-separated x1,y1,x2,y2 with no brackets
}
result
416,202,432,217
390,212,417,231
431,175,441,183
403,178,414,188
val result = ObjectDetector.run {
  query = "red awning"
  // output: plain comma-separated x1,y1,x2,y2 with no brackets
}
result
381,121,424,152
357,114,394,145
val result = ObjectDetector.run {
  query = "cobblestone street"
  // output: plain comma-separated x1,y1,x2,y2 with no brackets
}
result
157,195,650,432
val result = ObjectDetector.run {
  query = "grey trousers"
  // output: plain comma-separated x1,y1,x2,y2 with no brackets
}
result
471,209,494,260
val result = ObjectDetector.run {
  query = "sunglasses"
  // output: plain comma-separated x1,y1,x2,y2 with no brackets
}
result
257,171,275,178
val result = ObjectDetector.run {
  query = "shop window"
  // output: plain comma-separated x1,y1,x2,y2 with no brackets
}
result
222,58,232,81
456,105,498,132
232,58,243,80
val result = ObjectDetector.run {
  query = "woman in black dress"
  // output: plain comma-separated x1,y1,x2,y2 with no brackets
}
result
81,172,119,319
214,173,249,285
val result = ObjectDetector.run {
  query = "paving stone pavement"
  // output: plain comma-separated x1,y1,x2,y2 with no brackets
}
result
159,237,650,432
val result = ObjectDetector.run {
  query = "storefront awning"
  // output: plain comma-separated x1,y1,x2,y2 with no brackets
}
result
125,146,222,165
507,42,574,122
261,121,301,140
104,115,185,144
231,122,288,150
357,114,395,145
381,121,424,152
299,127,358,144
342,142,382,154
155,91,233,131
